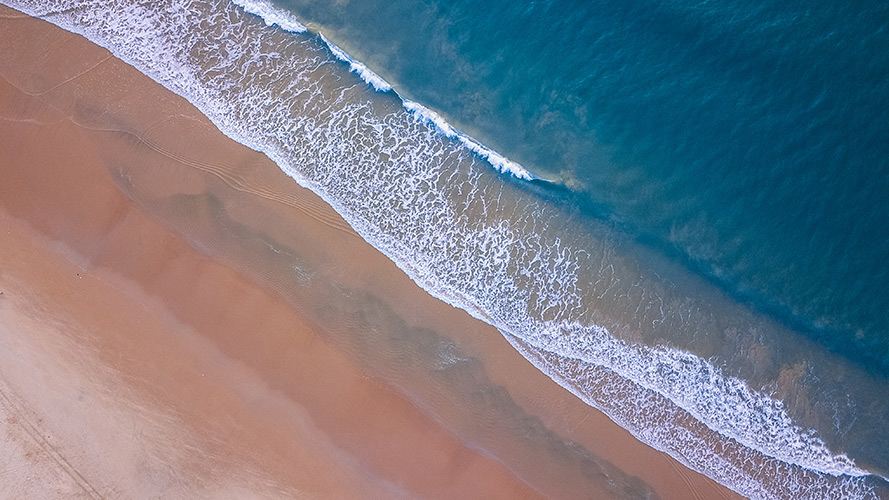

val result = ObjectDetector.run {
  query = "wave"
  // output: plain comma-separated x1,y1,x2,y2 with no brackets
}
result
226,0,537,182
12,0,883,497
283,16,537,181
316,33,392,92
229,0,305,33
508,336,879,499
315,32,536,181
401,100,535,181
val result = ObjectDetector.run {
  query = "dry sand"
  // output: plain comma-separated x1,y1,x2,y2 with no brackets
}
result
0,6,742,499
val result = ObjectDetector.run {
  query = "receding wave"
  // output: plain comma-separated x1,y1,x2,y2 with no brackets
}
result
11,0,885,497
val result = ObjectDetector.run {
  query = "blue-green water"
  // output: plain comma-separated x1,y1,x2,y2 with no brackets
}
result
283,0,889,377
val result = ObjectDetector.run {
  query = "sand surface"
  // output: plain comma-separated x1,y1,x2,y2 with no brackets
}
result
0,6,742,499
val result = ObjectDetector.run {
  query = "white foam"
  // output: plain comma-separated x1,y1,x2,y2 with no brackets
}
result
317,34,534,181
229,0,535,181
528,320,870,478
317,33,392,92
230,0,306,33
404,100,535,180
509,336,879,500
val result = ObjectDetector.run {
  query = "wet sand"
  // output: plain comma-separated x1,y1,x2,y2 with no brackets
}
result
0,6,742,499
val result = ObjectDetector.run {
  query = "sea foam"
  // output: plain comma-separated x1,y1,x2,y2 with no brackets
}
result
10,0,881,497
229,0,305,33
310,21,535,180
318,33,392,92
403,100,535,180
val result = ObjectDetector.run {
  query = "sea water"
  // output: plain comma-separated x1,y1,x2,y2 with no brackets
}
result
8,0,889,497
276,0,889,377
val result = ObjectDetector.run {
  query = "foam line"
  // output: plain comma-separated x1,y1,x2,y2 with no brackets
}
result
318,33,392,92
229,0,306,33
280,15,536,181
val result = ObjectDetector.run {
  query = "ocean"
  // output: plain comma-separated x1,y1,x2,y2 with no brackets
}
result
8,0,889,497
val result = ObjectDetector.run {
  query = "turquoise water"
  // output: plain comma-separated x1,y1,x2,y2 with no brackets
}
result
12,0,889,496
275,0,889,492
282,0,889,378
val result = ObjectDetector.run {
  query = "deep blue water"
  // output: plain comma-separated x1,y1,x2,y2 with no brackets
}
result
280,0,889,375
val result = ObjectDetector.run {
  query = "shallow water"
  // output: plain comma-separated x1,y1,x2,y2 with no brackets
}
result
8,0,889,497
277,0,889,378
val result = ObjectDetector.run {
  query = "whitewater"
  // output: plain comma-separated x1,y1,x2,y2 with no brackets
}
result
8,0,885,497
231,0,535,181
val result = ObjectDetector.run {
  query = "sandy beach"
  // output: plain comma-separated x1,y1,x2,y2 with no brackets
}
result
0,6,741,499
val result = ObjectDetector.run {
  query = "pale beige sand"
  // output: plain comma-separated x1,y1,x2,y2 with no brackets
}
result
0,6,742,499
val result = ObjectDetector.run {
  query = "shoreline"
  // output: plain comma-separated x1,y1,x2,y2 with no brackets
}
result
0,6,741,499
